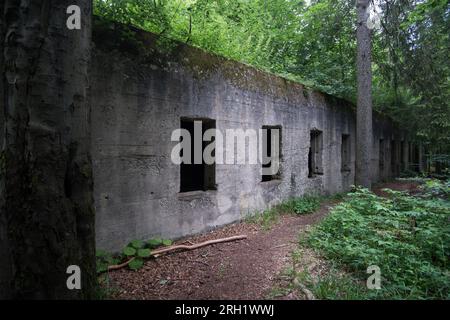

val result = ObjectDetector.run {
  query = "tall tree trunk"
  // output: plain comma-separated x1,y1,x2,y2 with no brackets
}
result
0,0,12,299
0,0,96,299
355,0,373,188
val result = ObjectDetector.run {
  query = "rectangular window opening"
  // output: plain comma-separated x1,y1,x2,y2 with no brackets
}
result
341,134,351,172
408,142,413,164
180,118,216,193
400,141,405,170
379,139,385,170
308,130,323,178
413,144,420,172
391,140,398,174
262,125,282,182
391,140,397,166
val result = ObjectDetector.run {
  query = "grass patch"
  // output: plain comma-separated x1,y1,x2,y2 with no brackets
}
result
302,185,450,299
296,266,367,300
245,195,325,229
245,207,280,230
278,196,322,215
96,273,121,299
266,286,292,299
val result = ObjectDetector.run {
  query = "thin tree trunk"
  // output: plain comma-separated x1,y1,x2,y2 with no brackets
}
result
0,0,96,299
0,0,12,299
355,0,373,188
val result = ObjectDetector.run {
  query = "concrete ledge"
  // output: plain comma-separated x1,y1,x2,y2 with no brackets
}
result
177,190,218,201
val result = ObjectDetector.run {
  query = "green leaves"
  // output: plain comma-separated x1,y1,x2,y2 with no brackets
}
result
137,248,152,258
94,0,450,154
128,258,144,270
129,240,144,249
148,238,172,248
276,195,323,215
306,184,450,299
96,250,108,258
96,237,173,271
293,196,321,215
96,250,121,274
123,246,136,256
147,238,163,248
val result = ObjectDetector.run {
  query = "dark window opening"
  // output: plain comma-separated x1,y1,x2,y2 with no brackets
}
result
412,144,420,172
180,118,216,193
341,134,351,172
408,142,413,164
308,130,323,178
262,125,282,182
400,141,405,170
379,139,385,170
391,140,398,174
391,140,397,166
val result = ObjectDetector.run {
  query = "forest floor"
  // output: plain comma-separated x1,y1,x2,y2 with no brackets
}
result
104,180,420,300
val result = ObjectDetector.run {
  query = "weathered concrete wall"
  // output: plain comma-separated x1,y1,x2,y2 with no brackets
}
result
91,23,403,251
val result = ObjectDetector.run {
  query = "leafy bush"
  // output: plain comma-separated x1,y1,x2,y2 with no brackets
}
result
305,187,450,299
292,196,322,215
420,179,450,200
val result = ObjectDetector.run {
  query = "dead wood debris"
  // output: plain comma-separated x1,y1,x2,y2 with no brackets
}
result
107,235,247,271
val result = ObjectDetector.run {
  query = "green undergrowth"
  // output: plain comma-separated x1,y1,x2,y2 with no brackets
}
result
420,179,450,200
245,193,345,230
96,238,173,273
301,184,450,299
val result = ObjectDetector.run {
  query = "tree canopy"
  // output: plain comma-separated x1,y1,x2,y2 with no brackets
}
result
94,0,450,153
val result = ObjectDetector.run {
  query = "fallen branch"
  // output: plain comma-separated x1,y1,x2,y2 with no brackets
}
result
151,235,247,256
107,235,247,272
108,257,135,271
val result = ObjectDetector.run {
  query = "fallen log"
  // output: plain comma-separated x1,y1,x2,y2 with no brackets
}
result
107,235,247,271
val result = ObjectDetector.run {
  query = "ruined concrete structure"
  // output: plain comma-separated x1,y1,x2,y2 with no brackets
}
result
91,23,420,251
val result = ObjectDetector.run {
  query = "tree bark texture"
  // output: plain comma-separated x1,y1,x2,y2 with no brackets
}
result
0,0,95,299
355,0,373,188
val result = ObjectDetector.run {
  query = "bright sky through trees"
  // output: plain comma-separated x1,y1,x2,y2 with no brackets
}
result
94,0,450,154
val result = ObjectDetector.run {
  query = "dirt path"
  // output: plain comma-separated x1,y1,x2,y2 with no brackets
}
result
106,200,337,300
105,181,420,300
373,180,420,197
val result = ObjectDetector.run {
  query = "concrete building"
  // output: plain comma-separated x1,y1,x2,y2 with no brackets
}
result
91,23,412,251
